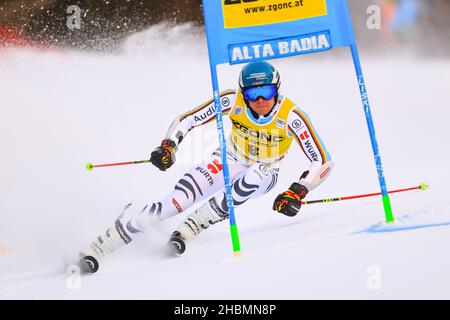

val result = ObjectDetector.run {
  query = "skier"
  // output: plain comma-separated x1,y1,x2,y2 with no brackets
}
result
79,60,334,273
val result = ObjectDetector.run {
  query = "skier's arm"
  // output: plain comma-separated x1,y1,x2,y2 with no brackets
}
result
286,106,334,192
165,90,236,147
273,107,333,216
150,90,236,171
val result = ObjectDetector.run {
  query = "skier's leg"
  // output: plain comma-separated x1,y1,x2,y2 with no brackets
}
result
79,202,141,273
79,152,243,272
136,152,243,224
214,163,280,211
170,163,279,254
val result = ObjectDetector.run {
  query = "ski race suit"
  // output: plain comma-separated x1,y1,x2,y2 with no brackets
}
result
126,88,334,231
78,89,334,271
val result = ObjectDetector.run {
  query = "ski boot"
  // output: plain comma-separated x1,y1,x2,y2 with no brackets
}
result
79,203,141,273
168,198,228,255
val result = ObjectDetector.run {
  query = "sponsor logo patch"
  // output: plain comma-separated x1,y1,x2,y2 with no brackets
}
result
300,130,310,140
207,159,223,174
292,119,302,130
195,166,215,186
172,198,183,213
276,118,285,129
231,119,285,142
194,106,215,123
320,167,331,179
221,97,230,107
304,140,319,161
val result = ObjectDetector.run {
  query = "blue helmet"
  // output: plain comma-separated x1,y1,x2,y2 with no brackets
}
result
239,61,281,92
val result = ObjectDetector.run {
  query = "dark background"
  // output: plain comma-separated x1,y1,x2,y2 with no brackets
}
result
0,0,449,55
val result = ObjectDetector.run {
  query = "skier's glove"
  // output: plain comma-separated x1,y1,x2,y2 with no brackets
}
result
150,139,176,171
273,182,308,217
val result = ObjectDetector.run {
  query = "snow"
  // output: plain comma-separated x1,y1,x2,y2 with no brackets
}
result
0,25,449,299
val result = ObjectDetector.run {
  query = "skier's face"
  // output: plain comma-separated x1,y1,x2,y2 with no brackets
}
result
248,97,276,115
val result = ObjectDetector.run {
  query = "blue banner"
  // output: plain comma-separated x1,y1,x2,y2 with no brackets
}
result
203,0,356,65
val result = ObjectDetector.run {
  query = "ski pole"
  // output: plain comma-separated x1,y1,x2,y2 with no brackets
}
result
302,183,428,205
86,160,150,171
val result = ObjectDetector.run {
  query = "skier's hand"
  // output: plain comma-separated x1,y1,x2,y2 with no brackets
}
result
273,182,308,217
150,139,176,171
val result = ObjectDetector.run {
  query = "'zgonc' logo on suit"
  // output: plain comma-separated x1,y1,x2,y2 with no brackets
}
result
231,119,285,142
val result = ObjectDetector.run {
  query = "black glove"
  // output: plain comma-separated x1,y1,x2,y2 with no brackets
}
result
273,182,308,217
150,139,176,171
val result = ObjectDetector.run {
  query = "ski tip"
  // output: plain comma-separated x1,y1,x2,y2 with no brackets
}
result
419,182,429,191
86,163,94,171
234,251,242,258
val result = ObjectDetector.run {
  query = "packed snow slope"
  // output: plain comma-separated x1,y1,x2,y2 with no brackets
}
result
1,24,449,299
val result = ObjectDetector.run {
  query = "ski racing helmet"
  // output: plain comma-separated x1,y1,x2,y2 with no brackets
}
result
239,61,281,103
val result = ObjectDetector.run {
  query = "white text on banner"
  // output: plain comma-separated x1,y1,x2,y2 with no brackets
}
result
228,31,332,64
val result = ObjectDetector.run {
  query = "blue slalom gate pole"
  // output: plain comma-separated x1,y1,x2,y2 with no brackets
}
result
208,64,241,255
350,44,394,223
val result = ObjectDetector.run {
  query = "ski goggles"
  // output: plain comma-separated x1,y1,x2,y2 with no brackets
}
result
242,84,277,102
